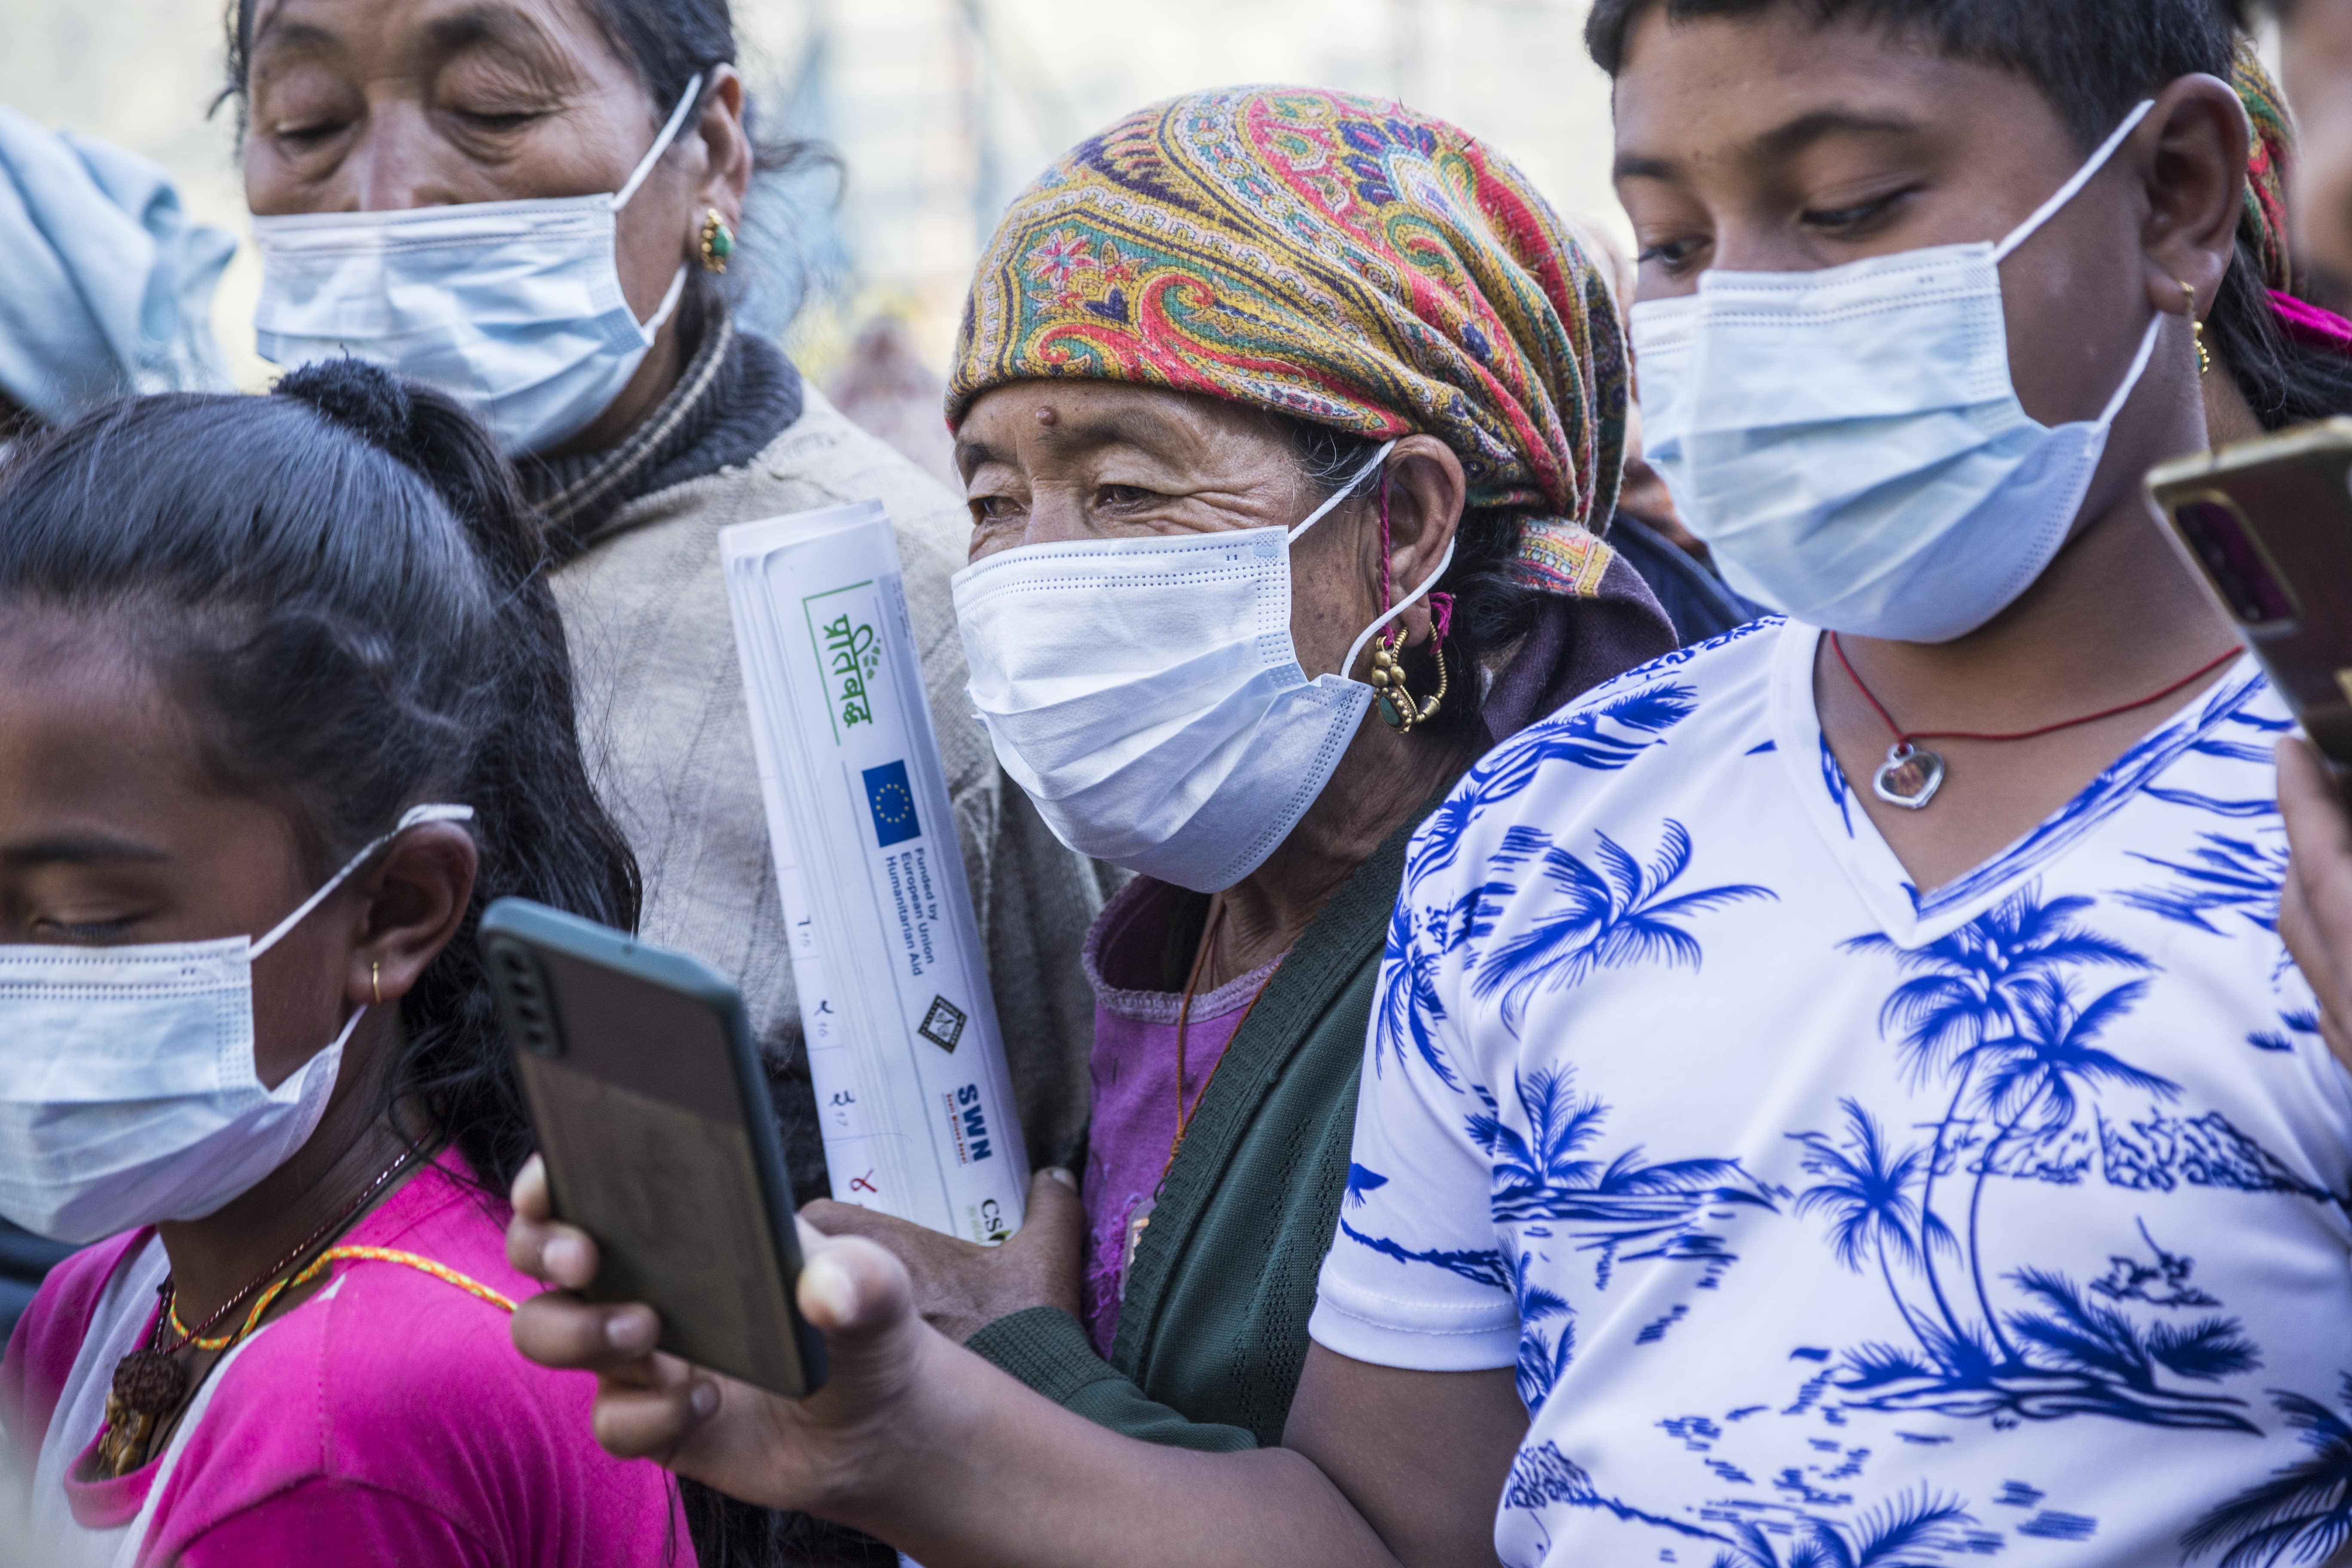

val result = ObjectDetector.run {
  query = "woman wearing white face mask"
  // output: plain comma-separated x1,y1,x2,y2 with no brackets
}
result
231,0,1111,1225
0,106,243,1332
0,363,688,1566
502,87,1678,1528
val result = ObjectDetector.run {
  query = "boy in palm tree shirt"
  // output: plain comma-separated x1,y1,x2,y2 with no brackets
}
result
1313,2,2352,1563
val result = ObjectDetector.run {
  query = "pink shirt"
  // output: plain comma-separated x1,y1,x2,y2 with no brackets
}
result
1,1150,692,1567
1079,879,1282,1357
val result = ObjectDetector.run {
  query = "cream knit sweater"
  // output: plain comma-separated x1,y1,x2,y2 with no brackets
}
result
551,388,1108,1188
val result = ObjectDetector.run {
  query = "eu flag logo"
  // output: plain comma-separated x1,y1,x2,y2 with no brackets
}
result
863,761,921,848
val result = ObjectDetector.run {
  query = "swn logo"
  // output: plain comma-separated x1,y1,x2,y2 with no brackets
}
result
954,1084,994,1163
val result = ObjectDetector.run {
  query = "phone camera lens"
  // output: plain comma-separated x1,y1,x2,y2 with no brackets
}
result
2174,496,2295,628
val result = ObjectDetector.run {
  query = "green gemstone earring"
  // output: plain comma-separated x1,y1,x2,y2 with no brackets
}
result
698,208,736,274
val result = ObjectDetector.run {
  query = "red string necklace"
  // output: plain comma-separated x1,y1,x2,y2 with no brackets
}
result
1828,632,2242,812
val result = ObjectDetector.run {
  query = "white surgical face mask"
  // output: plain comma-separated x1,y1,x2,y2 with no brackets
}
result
953,442,1454,893
251,78,702,456
0,804,474,1243
1630,101,2165,643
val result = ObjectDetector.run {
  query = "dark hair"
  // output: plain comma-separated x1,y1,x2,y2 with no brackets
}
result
1269,414,1540,741
0,361,640,1192
223,0,839,339
0,367,761,1560
1583,0,2352,430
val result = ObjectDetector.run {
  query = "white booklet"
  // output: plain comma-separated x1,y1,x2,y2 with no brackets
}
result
720,502,1027,1243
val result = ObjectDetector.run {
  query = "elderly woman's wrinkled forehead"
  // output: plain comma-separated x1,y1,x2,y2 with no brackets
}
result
237,0,647,125
245,0,602,77
954,381,1306,489
952,380,1364,565
238,0,673,217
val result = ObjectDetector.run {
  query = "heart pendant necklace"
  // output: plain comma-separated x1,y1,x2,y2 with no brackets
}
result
1873,742,1947,811
1829,634,2243,815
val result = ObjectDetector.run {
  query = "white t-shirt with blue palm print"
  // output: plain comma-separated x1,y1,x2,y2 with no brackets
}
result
1311,616,2352,1568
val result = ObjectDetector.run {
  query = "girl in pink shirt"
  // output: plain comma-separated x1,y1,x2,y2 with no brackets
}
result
0,360,685,1565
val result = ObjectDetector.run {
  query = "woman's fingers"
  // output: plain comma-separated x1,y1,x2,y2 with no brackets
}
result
510,1153,551,1221
799,1229,916,1342
589,1353,719,1461
512,1292,661,1373
505,1155,600,1288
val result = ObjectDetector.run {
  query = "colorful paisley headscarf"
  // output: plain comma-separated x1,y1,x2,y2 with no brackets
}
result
2231,40,2352,353
947,86,1628,599
2233,40,2296,296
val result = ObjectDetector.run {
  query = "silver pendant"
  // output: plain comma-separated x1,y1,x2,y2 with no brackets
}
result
1872,742,1946,811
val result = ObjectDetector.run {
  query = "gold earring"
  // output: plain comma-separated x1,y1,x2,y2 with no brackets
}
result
698,208,735,274
1369,632,1447,732
371,961,382,1008
2180,278,2210,377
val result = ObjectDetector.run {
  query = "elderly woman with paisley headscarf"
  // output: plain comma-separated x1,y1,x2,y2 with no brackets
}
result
503,85,1674,1557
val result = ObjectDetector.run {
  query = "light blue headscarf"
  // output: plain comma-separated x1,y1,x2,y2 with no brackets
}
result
0,104,236,424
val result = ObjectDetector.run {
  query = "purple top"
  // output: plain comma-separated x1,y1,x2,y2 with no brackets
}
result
1079,878,1283,1357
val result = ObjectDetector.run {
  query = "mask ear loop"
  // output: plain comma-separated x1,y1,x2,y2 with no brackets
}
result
250,804,478,961
608,74,706,340
611,73,707,213
2095,311,2166,428
1373,470,1456,657
1991,98,2155,263
1286,440,1397,545
1282,438,1456,690
1343,524,1459,685
638,265,691,340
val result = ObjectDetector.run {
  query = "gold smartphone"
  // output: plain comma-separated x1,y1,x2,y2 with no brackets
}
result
2147,418,2352,765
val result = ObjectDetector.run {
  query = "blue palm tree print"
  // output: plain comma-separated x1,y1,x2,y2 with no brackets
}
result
1501,1450,1978,1568
1337,1159,1510,1291
1841,890,2147,1355
1513,1256,1577,1414
2184,1373,2352,1566
1473,819,1776,1032
1791,1102,1955,1352
1842,890,2149,1086
1820,888,2266,1433
2117,833,2288,934
1708,1489,1977,1568
1408,682,1697,890
1476,1069,1777,1288
1372,897,1458,1087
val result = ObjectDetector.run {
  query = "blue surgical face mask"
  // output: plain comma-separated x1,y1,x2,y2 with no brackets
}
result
953,442,1460,894
0,804,473,1243
1628,101,2165,644
250,78,702,456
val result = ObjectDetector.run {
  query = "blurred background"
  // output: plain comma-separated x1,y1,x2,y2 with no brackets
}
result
0,0,1625,452
0,0,2287,482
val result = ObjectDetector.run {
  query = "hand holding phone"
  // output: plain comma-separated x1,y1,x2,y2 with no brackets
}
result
510,1147,940,1523
481,898,824,1398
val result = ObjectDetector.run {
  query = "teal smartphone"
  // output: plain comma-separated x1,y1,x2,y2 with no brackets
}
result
479,897,825,1398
